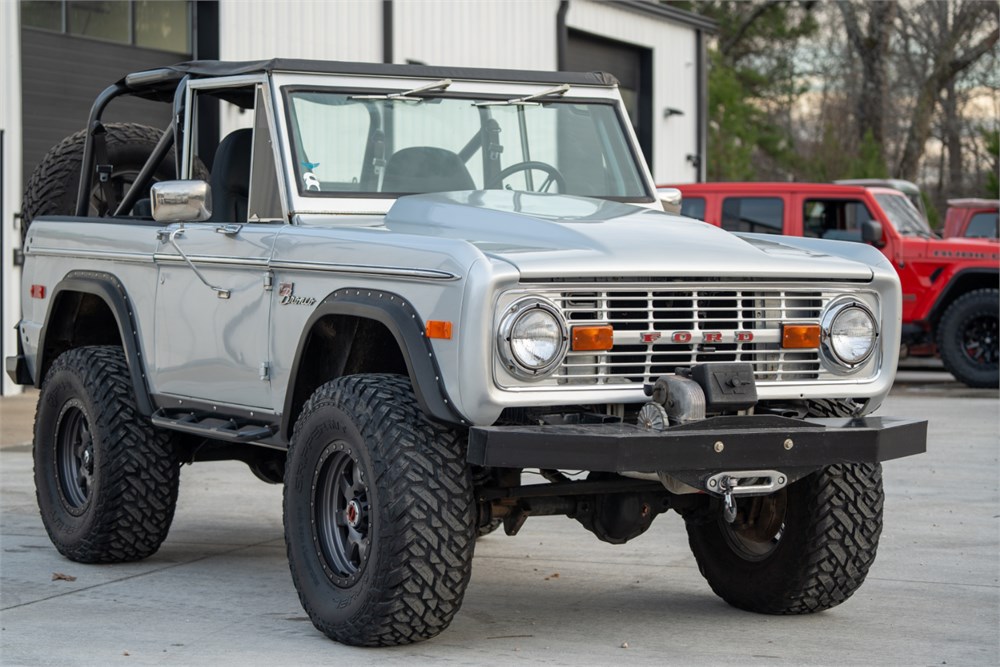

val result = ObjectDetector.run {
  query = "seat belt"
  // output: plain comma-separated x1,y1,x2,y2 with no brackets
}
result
92,123,116,216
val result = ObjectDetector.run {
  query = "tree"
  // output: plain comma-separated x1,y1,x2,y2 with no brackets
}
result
837,0,897,170
894,1,999,180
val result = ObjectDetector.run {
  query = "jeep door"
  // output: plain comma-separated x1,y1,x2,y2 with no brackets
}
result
152,83,283,409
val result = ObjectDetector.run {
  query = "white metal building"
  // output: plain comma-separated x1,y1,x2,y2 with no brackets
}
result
1,0,713,395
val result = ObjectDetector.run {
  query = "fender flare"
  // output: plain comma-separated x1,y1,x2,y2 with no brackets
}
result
926,268,1000,324
37,271,155,416
281,288,467,441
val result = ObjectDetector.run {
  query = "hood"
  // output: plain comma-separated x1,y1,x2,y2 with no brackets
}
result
903,235,1000,262
384,191,874,280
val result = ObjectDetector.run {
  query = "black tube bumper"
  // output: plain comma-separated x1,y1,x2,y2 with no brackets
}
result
467,414,926,472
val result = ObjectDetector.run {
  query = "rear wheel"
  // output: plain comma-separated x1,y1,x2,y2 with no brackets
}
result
685,463,883,614
937,288,999,388
284,374,476,646
34,346,180,563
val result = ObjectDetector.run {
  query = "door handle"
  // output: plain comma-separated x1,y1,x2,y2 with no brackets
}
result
215,224,243,236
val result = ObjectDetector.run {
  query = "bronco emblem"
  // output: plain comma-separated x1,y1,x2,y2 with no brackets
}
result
278,282,317,306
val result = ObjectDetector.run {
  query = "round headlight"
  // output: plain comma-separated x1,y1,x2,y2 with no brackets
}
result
498,298,568,379
822,302,878,368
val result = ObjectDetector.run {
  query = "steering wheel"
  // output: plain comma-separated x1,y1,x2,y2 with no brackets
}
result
487,161,567,193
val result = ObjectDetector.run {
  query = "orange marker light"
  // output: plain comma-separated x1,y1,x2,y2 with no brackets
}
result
426,320,453,339
782,324,821,349
571,325,614,351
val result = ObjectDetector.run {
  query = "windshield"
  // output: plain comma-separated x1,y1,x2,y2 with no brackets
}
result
875,193,933,237
284,90,650,200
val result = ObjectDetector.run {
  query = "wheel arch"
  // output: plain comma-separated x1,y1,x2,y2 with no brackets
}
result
36,271,154,416
280,288,466,442
927,269,1000,328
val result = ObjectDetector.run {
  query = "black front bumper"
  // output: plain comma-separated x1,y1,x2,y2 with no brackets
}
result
467,414,926,472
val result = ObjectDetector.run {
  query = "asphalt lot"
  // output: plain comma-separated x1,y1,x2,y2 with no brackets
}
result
1,370,997,666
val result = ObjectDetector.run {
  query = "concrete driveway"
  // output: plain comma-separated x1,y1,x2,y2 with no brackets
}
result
1,372,997,665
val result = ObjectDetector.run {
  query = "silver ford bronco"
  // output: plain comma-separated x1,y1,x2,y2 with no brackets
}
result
7,59,926,647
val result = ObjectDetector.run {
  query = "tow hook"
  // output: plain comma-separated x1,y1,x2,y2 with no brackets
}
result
706,470,788,524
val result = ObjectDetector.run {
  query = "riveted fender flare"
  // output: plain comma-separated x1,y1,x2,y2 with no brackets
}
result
36,271,155,416
281,288,467,441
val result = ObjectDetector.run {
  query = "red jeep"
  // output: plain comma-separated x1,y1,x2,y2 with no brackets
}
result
943,198,999,239
665,182,999,388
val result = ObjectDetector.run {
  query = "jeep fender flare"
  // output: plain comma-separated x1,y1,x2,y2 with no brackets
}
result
281,288,467,441
926,267,1000,325
36,271,154,416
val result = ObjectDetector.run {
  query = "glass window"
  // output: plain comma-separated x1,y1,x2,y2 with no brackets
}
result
248,87,284,222
803,199,873,242
21,1,63,30
285,90,649,200
965,212,998,238
874,193,932,237
134,0,189,53
721,197,783,235
680,196,705,220
68,1,129,44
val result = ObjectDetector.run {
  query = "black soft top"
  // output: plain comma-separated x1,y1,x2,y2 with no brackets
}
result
120,58,620,101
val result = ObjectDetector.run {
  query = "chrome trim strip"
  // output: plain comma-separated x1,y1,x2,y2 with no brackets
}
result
153,253,270,268
27,247,153,263
269,259,460,281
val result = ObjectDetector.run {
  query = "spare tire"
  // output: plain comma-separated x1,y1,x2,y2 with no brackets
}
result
21,123,199,243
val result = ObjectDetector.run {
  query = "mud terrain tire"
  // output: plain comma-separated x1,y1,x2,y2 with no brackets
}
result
34,346,180,563
685,463,883,614
937,288,1000,388
284,374,476,646
21,123,187,243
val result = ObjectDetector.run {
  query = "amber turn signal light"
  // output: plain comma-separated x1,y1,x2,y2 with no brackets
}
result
426,320,453,339
571,325,614,351
782,324,821,349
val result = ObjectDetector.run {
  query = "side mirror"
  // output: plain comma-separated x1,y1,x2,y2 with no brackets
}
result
151,180,212,223
860,219,884,246
658,187,682,215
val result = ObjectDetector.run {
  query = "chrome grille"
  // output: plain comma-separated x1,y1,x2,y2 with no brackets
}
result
546,285,839,386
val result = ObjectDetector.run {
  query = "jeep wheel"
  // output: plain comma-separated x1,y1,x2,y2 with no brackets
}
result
34,346,180,563
685,463,883,614
21,123,203,243
937,288,999,388
284,374,475,646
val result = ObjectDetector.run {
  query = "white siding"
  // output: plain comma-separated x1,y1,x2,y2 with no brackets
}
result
568,0,699,184
219,0,382,62
2,1,23,395
216,0,702,182
393,0,558,70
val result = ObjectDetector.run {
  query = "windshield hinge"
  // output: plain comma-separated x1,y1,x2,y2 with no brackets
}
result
263,271,273,292
259,362,270,381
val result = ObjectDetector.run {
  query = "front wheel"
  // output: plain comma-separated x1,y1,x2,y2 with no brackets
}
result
685,463,883,614
283,374,476,646
937,288,999,388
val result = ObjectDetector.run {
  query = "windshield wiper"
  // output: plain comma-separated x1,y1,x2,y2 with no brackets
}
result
350,79,452,102
474,83,571,107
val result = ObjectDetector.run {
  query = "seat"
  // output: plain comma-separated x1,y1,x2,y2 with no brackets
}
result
381,146,475,193
210,129,252,222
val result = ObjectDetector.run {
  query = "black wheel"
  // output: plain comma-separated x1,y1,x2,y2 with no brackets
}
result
685,463,883,614
284,374,476,646
34,346,180,563
487,160,566,193
937,288,999,388
21,123,202,243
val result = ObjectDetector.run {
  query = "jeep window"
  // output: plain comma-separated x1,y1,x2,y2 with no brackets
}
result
874,192,933,237
803,199,874,242
965,211,999,238
721,197,783,235
680,196,705,220
284,91,649,200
